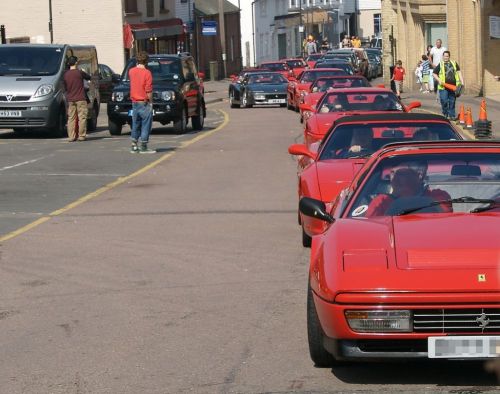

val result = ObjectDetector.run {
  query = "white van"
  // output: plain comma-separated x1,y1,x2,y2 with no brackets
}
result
0,44,100,136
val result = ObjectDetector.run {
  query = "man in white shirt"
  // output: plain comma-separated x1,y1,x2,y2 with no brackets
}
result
430,39,447,93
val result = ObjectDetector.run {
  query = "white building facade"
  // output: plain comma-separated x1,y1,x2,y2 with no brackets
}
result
357,0,382,40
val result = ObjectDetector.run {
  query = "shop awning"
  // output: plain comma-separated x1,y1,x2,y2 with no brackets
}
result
125,18,184,42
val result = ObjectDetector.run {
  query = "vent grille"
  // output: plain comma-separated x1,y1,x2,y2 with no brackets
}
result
413,309,500,333
0,96,31,101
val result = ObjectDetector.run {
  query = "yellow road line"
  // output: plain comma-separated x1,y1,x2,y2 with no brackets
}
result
0,109,230,242
418,108,476,140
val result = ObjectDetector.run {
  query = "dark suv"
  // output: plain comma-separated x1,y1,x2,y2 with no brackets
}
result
107,53,205,135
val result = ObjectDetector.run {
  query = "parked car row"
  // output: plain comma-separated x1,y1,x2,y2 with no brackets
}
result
226,60,500,367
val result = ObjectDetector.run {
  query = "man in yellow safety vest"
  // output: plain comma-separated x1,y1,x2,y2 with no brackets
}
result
432,50,463,120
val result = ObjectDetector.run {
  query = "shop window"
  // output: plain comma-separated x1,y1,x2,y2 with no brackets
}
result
374,13,381,36
124,0,138,14
146,0,154,17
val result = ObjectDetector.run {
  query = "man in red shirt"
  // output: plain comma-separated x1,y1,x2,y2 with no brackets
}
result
391,60,406,99
63,56,91,141
129,51,155,153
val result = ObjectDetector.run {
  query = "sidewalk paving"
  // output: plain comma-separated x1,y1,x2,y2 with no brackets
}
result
403,88,500,139
203,79,230,105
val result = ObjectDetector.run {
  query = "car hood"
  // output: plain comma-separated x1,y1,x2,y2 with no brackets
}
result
324,215,500,293
113,80,181,93
247,83,287,92
316,159,366,202
0,75,59,98
307,113,346,137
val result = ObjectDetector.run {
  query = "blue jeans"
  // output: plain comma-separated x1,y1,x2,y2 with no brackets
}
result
131,102,153,143
438,89,457,118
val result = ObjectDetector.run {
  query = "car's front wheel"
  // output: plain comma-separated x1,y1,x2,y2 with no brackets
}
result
108,118,122,136
241,92,252,108
229,92,239,108
307,284,337,367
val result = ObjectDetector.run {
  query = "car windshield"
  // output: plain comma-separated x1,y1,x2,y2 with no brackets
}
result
122,58,181,82
286,60,305,68
314,63,354,74
316,92,402,113
347,153,500,217
319,122,460,160
300,70,346,82
248,73,287,84
312,77,369,91
0,47,63,76
261,63,287,71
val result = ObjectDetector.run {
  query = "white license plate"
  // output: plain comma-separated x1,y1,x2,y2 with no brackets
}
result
0,110,22,117
428,336,500,358
267,99,285,104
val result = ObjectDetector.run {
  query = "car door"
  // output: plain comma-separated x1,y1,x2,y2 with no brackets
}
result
182,58,199,116
99,64,113,102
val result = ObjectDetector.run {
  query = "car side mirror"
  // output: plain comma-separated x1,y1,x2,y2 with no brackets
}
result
406,101,422,111
288,76,297,82
198,72,205,80
288,143,317,160
299,197,334,223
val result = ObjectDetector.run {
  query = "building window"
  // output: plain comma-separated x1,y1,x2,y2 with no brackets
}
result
124,0,138,13
260,0,267,17
374,13,381,36
146,0,154,17
290,0,296,6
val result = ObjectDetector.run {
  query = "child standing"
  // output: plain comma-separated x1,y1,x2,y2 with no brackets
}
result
415,60,423,91
391,60,406,99
420,55,430,93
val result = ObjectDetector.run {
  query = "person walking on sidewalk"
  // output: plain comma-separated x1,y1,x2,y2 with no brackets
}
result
391,60,406,99
129,51,155,154
433,50,463,120
429,39,447,95
420,55,430,93
63,56,90,142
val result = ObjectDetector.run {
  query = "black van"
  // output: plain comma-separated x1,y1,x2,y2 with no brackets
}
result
107,53,205,135
0,44,100,136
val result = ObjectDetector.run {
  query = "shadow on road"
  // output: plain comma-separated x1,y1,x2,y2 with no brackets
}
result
331,359,498,387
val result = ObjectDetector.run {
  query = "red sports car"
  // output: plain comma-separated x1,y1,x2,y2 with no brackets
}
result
306,53,324,69
288,113,463,246
299,76,371,123
301,88,421,148
299,140,500,366
284,58,308,78
287,68,349,112
259,61,290,78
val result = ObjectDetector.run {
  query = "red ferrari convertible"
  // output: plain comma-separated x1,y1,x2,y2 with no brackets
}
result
300,141,500,366
301,88,421,148
289,113,463,246
287,68,350,111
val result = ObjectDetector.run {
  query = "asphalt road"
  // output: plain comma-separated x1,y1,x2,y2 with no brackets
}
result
0,98,498,393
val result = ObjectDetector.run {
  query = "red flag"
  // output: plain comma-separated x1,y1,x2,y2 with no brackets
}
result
123,24,134,49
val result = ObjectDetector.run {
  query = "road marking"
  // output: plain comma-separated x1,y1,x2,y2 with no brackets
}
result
417,108,475,140
0,156,50,172
11,173,126,177
0,109,230,242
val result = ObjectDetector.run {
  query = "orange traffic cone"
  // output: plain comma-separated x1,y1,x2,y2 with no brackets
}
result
478,99,487,121
457,104,465,125
465,107,474,129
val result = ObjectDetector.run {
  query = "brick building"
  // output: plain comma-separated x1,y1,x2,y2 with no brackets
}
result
381,0,500,98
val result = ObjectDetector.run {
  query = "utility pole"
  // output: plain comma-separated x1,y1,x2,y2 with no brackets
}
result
0,25,6,44
48,0,54,43
218,0,227,78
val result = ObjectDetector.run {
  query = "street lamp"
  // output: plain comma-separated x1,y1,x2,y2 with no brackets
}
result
48,0,54,43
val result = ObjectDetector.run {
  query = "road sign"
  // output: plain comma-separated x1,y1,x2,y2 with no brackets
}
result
202,21,217,36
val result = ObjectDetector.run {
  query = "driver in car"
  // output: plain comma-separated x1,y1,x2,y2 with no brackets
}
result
366,164,452,216
337,128,374,158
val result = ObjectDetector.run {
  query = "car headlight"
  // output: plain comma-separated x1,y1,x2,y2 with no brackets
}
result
345,310,412,333
112,91,124,102
161,90,176,101
33,84,54,98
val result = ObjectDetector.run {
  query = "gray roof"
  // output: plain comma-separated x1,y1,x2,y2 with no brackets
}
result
194,0,239,16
